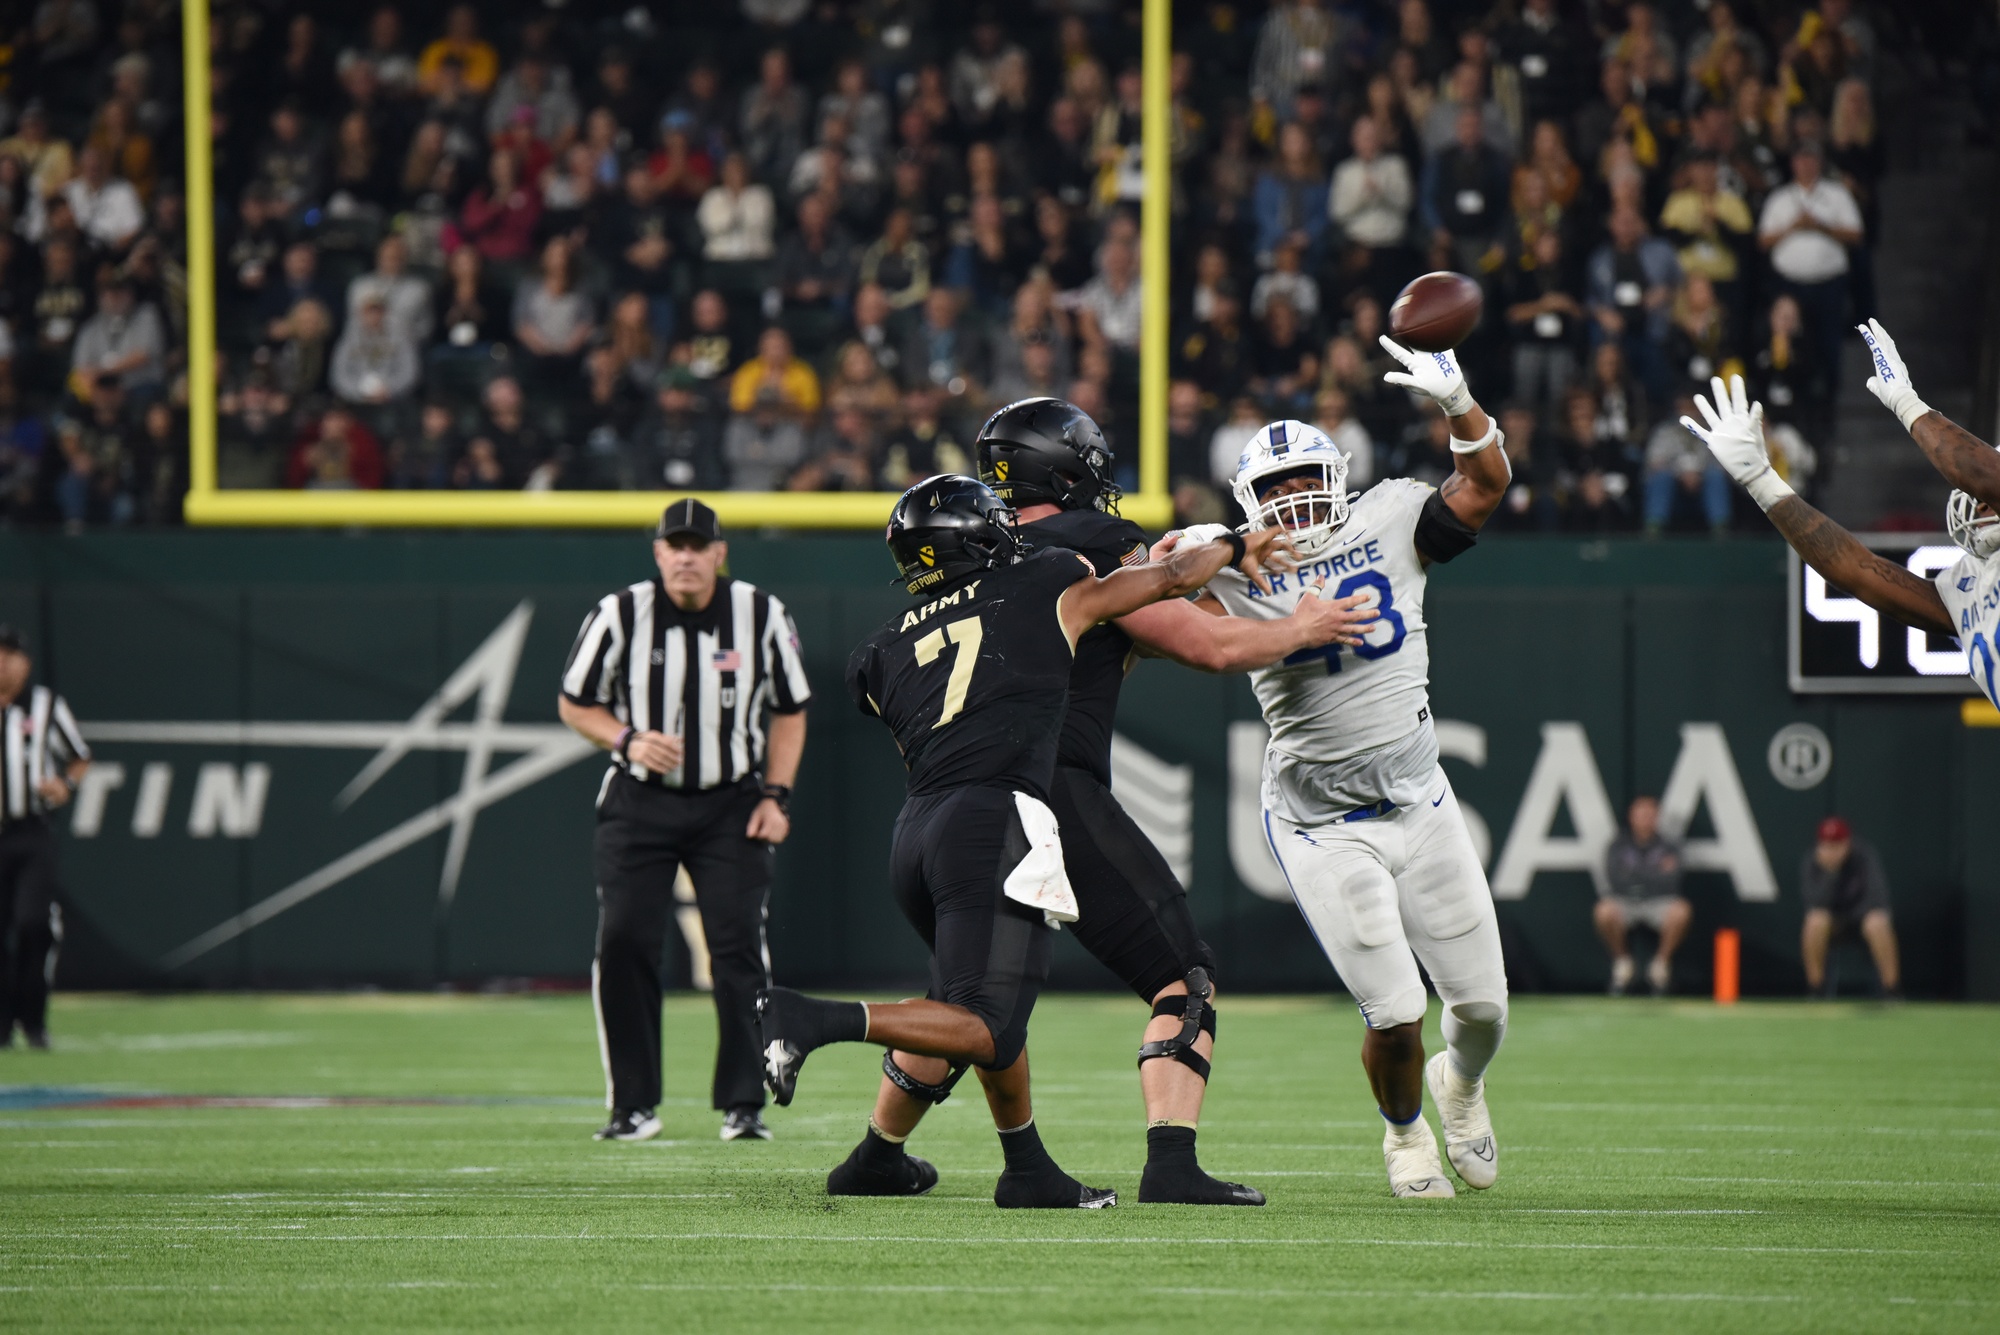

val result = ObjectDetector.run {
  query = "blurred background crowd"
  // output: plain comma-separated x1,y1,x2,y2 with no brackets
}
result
0,0,1995,530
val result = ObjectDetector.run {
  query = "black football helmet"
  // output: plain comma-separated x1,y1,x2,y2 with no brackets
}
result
886,474,1025,595
975,397,1120,514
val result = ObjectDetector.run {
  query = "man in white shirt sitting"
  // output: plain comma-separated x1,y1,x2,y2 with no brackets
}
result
1757,142,1863,400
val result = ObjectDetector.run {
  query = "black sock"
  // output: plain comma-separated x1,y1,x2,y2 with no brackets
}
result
1146,1124,1198,1167
998,1119,1055,1173
796,995,869,1047
857,1124,906,1170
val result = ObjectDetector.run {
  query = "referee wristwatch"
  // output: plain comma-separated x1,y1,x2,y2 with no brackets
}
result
759,783,792,814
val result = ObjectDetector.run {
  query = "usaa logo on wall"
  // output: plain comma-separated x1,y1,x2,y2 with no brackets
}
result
71,603,597,970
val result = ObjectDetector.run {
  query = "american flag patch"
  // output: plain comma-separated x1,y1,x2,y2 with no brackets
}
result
1120,544,1148,568
711,650,742,671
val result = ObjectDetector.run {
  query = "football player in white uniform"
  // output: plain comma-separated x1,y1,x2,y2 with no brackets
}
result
1684,323,2000,705
1172,337,1514,1198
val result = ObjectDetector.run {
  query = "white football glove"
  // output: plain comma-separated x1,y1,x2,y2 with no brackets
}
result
1856,318,1933,432
1681,373,1792,511
1380,335,1476,419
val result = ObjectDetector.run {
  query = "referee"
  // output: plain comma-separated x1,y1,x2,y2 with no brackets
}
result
559,501,812,1143
0,625,90,1050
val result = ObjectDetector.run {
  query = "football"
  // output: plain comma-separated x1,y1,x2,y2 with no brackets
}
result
1389,271,1484,352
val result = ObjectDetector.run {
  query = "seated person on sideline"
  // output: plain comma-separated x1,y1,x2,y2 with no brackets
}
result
1801,816,1900,999
1595,795,1692,996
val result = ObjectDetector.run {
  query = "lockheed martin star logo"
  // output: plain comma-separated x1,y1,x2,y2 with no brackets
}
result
83,603,596,970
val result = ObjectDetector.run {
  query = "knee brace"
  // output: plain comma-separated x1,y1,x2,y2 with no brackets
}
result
1137,967,1218,1082
882,1051,969,1105
1368,984,1430,1030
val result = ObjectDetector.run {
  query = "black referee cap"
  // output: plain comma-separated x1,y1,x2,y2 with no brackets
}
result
0,624,23,653
656,498,722,543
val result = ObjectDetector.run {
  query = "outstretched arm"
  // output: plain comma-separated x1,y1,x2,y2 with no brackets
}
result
1120,587,1376,671
1858,320,2000,511
1058,529,1289,644
1379,336,1512,533
1684,373,1953,638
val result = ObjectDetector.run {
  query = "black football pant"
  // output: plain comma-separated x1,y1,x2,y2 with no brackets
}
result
0,820,62,1041
1049,766,1217,1001
593,774,775,1115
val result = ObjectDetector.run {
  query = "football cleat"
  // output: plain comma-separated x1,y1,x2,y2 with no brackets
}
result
720,1109,772,1142
827,1147,940,1197
594,1108,663,1142
1425,1052,1498,1190
754,991,807,1106
1383,1115,1456,1198
994,1169,1118,1209
1138,1162,1267,1206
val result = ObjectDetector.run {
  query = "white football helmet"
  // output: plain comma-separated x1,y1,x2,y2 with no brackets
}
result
1231,420,1352,558
1947,488,2000,560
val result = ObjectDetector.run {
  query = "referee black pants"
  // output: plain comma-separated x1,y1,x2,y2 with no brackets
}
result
0,820,62,1041
592,773,775,1115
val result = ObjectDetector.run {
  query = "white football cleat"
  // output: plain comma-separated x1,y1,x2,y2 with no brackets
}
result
1382,1115,1455,1198
1426,1052,1497,1190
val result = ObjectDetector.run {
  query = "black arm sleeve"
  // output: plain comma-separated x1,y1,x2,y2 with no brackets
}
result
1414,489,1480,564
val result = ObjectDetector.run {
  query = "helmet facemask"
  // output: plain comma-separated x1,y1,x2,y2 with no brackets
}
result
1235,458,1352,559
1947,488,2000,560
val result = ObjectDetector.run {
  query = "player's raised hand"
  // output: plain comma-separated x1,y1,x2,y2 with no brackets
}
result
1379,336,1476,417
1681,374,1792,511
1292,590,1378,647
1857,318,1933,431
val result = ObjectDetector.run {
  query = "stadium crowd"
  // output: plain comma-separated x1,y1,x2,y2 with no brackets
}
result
0,1,1966,531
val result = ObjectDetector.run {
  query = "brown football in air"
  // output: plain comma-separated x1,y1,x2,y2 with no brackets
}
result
1389,271,1483,352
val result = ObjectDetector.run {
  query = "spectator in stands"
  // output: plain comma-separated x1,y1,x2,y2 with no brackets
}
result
250,103,326,224
0,101,74,203
790,406,881,492
1588,205,1680,402
460,375,551,489
857,206,929,312
1597,795,1691,996
1313,387,1373,488
418,6,498,96
1660,152,1753,315
1252,236,1320,326
1421,105,1510,276
1749,293,1825,447
900,287,988,404
1252,122,1329,270
289,406,386,490
39,144,144,252
1251,0,1360,121
1758,141,1862,389
331,293,420,412
741,48,809,188
1250,296,1316,418
1664,272,1733,390
774,192,855,350
512,239,596,388
729,326,820,423
349,235,432,348
1643,390,1731,536
1076,232,1142,373
699,151,779,281
458,149,541,267
626,368,726,491
70,276,165,401
1421,61,1510,157
819,58,890,167
386,401,458,490
1504,228,1585,411
825,340,900,429
1801,816,1900,999
1328,114,1414,287
882,386,971,489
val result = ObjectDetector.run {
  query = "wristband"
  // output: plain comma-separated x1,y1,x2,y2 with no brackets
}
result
1222,531,1248,570
760,783,792,813
1449,421,1502,455
1742,468,1795,512
612,726,635,761
1895,396,1935,434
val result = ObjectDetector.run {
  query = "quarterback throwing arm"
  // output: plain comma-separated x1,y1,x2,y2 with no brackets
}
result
1683,322,2000,698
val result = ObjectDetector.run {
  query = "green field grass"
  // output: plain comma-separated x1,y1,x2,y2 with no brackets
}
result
3,992,1998,1333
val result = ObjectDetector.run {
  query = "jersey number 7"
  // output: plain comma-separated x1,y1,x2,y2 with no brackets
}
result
916,617,984,728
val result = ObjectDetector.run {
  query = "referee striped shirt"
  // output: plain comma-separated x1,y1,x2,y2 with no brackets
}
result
561,577,811,791
2,686,90,824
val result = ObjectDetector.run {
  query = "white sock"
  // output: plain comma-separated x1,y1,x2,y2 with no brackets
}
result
1382,1108,1427,1140
1442,1000,1507,1083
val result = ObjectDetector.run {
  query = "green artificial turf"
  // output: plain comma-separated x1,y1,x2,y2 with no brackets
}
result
2,992,1997,1333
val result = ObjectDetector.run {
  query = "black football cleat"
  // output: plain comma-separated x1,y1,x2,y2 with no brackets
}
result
754,989,808,1106
1138,1162,1267,1205
994,1167,1117,1209
720,1109,772,1141
594,1108,663,1141
827,1146,940,1197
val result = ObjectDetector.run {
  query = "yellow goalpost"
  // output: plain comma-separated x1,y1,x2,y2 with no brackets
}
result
178,0,1174,530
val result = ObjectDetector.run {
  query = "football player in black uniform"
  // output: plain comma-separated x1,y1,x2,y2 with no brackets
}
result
826,398,1378,1206
755,473,1291,1209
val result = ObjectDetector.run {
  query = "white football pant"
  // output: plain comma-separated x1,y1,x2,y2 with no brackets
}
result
1264,768,1508,1078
